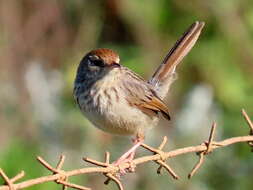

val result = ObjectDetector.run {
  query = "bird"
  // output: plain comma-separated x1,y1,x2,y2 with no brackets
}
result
73,21,205,167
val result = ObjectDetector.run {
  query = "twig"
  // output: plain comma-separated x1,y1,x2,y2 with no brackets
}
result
158,136,168,150
57,180,90,190
242,109,253,132
105,152,110,165
156,160,179,179
0,136,252,190
84,151,122,189
83,158,109,168
37,157,58,173
242,109,253,150
141,136,178,179
188,152,205,179
205,122,217,154
56,155,66,170
0,169,15,190
0,169,25,190
10,171,25,184
55,155,67,190
188,122,218,178
104,173,123,190
0,110,252,190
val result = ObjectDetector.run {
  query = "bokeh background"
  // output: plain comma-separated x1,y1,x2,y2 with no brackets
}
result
0,0,253,189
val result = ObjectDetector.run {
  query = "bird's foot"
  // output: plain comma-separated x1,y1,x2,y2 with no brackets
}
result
113,141,142,175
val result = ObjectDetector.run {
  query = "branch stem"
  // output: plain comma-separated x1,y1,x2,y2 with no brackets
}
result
0,135,252,190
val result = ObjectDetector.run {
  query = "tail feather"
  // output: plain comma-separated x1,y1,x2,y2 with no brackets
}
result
149,21,205,99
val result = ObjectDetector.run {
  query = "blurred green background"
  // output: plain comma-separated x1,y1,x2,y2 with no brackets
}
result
0,0,253,190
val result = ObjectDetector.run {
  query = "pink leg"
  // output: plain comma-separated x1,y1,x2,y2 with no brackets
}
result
113,141,142,165
113,135,144,175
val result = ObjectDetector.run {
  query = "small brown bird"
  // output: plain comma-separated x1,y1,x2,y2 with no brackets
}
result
74,21,205,166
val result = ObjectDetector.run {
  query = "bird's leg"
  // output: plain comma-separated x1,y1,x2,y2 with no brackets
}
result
113,135,144,173
113,141,141,165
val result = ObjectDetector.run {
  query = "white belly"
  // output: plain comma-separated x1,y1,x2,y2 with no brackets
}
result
77,69,159,136
83,93,159,136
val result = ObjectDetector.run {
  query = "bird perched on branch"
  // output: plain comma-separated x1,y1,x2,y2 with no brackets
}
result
74,21,205,168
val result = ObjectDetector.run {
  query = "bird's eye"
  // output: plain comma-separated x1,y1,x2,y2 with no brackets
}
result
92,59,104,67
88,55,104,67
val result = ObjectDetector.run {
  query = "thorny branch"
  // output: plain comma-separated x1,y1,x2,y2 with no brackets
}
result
0,109,253,190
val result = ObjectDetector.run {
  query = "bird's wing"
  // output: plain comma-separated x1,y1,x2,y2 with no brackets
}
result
122,71,170,120
149,21,205,99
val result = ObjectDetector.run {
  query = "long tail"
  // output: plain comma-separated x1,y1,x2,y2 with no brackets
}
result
149,21,205,99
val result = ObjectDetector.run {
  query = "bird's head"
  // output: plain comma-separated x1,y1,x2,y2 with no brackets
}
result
75,48,121,84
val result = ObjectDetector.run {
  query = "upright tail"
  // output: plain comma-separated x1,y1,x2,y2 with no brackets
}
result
149,21,205,99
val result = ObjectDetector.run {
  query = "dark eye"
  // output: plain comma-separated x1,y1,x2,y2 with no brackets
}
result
92,59,104,67
88,55,104,67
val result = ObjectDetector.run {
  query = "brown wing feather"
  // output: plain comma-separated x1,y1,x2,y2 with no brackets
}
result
123,73,170,120
138,96,171,120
